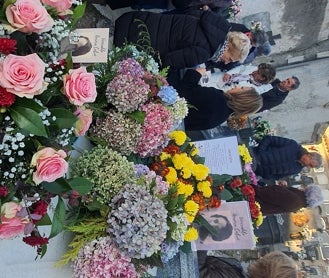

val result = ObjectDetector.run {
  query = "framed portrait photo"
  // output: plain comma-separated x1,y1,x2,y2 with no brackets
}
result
60,28,110,63
195,201,256,250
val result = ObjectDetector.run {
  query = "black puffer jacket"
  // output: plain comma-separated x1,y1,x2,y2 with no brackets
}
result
114,11,231,69
253,135,308,180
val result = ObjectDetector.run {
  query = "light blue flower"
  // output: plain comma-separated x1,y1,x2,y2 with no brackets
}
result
158,86,178,105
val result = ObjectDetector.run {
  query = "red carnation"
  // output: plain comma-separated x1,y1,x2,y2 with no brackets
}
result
230,177,243,188
32,200,48,217
0,38,17,55
249,202,260,219
23,235,49,247
0,186,9,197
241,185,255,196
0,86,16,108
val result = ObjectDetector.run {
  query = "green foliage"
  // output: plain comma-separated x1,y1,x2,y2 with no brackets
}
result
55,216,107,266
49,197,66,239
71,2,87,28
8,106,48,137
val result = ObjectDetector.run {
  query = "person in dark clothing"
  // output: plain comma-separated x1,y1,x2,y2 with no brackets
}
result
205,22,270,72
253,184,324,216
90,0,172,9
167,68,262,130
253,135,322,180
114,11,250,69
258,76,300,112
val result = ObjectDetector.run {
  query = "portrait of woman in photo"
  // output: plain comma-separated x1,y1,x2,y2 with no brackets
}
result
198,214,234,243
60,35,93,57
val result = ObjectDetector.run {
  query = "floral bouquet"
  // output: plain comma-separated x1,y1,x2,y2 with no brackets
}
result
251,116,275,143
217,144,263,227
226,114,248,130
56,136,212,275
0,0,99,256
89,44,188,158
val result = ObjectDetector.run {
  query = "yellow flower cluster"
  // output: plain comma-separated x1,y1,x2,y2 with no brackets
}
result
166,167,178,184
238,144,252,164
197,181,212,198
169,130,187,146
184,200,199,223
192,164,209,181
189,143,199,156
184,226,198,241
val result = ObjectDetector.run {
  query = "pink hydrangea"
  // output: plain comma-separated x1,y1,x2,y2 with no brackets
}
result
73,236,142,278
136,103,173,157
114,58,145,79
106,74,150,113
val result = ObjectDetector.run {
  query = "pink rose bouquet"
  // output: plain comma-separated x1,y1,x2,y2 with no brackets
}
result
74,106,93,136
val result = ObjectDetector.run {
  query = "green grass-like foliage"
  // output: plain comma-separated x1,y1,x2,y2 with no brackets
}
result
55,216,107,267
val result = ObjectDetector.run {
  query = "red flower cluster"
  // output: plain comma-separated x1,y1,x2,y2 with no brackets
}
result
31,200,48,224
190,192,221,211
23,235,49,247
0,186,9,197
0,38,17,55
230,177,243,188
0,86,16,109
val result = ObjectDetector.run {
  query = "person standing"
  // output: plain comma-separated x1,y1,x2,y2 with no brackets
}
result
114,11,250,69
252,135,322,180
258,76,300,112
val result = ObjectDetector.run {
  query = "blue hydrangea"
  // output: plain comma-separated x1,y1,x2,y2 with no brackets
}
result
158,86,178,105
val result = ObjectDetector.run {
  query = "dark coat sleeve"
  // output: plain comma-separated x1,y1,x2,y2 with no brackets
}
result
254,185,307,215
258,136,298,152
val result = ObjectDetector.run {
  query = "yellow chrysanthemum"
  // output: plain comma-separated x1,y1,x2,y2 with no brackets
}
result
197,181,212,198
189,143,199,156
177,182,194,197
185,213,196,223
238,144,252,164
181,167,192,179
165,167,178,184
160,152,171,161
184,226,199,241
192,164,209,181
172,153,194,170
169,130,187,146
184,200,199,216
255,213,263,227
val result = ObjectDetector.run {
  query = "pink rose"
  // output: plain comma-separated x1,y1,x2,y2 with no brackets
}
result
6,0,54,34
0,216,26,239
74,106,93,136
0,54,47,98
31,147,68,185
1,202,22,219
41,0,74,13
63,67,97,106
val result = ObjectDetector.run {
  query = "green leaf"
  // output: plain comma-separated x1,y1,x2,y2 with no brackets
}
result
210,174,232,185
49,197,66,239
9,106,48,137
50,108,77,129
193,155,205,164
71,2,86,28
166,197,178,211
40,244,48,258
85,200,102,211
42,178,72,194
12,97,45,113
127,110,146,124
220,188,234,201
180,241,192,253
67,177,93,195
195,214,218,236
36,213,52,226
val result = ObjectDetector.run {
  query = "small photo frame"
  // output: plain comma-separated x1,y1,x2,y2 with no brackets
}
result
60,28,109,63
195,201,256,250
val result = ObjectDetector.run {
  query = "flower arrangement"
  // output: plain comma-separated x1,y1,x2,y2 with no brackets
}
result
57,143,211,274
218,144,263,227
226,114,248,130
251,116,275,143
90,44,188,157
0,0,98,256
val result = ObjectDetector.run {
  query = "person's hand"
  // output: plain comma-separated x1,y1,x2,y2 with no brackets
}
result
223,73,232,82
195,67,207,76
278,180,288,187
